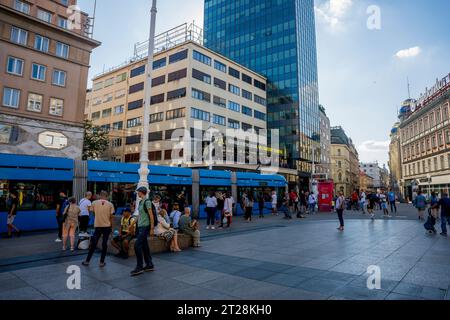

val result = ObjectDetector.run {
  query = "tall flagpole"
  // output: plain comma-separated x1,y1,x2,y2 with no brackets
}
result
135,0,157,216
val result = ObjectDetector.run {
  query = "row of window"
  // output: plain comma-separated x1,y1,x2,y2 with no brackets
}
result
10,27,70,59
13,0,70,30
93,72,127,91
402,129,450,161
124,107,186,128
6,56,67,86
2,87,64,116
124,150,184,163
121,128,185,147
404,154,450,177
402,104,450,142
190,107,254,131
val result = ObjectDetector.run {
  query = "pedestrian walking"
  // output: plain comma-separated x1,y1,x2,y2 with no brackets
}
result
216,192,225,226
271,191,278,216
130,187,156,276
368,191,377,220
55,191,69,243
6,191,21,238
258,192,265,218
82,191,114,267
387,189,397,214
351,190,359,211
360,190,366,214
282,192,292,219
430,192,439,219
299,191,307,216
413,190,427,221
243,193,254,222
336,191,345,231
205,191,217,230
78,192,92,233
432,193,450,237
380,191,391,218
62,197,81,251
308,192,316,214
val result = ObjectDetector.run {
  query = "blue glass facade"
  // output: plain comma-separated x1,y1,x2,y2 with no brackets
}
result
204,0,320,183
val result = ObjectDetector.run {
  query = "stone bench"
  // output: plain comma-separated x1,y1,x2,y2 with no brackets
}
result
96,216,194,256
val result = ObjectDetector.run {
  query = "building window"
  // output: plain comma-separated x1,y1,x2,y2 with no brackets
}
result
149,112,164,124
193,50,212,66
213,96,226,108
102,108,111,118
129,82,144,94
91,111,100,120
103,93,113,103
165,128,184,140
100,124,110,133
169,49,188,64
38,132,68,149
128,99,143,110
228,101,240,113
168,68,187,82
116,72,127,83
111,138,122,148
438,133,443,146
150,94,164,105
6,56,24,76
93,82,103,91
228,119,240,129
242,73,252,84
14,0,30,14
151,75,165,87
130,65,145,78
149,151,162,161
214,60,226,73
166,108,186,120
254,79,266,91
440,155,445,170
114,105,124,115
27,93,43,112
446,130,450,144
149,131,163,142
213,114,226,126
115,89,126,99
242,89,252,101
431,136,436,148
192,88,211,102
2,88,21,109
213,77,226,90
104,77,114,87
153,58,166,70
0,124,18,144
242,122,252,131
52,70,66,86
34,35,49,52
55,42,70,59
436,109,441,123
228,84,240,96
192,69,211,84
49,98,63,116
112,121,123,131
167,88,186,101
254,110,266,121
254,95,267,106
31,63,46,81
191,108,210,122
126,136,140,145
242,106,253,117
228,67,240,79
37,9,52,23
57,16,68,29
434,157,438,171
10,27,28,45
127,117,142,128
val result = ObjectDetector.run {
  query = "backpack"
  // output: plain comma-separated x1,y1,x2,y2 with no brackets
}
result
60,198,70,216
416,196,426,209
143,199,158,226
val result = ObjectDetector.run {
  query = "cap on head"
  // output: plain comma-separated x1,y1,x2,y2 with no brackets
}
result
136,187,148,195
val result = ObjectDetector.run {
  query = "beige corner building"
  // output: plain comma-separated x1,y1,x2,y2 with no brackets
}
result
85,24,268,171
330,126,360,196
0,0,100,159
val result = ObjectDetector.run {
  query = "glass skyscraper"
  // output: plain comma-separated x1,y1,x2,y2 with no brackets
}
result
204,0,320,188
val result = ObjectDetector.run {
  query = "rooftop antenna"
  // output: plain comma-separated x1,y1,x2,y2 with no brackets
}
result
407,76,411,99
91,0,97,37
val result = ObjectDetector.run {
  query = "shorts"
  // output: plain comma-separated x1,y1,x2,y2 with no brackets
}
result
158,230,175,242
7,215,16,225
381,203,388,210
272,203,277,209
113,233,134,244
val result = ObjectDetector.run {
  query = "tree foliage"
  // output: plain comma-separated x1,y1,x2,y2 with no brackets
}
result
82,119,109,160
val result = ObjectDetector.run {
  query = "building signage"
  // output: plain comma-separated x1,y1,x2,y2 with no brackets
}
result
410,73,450,112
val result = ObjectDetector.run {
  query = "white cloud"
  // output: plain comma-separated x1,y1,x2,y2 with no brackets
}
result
357,140,390,166
315,0,353,29
395,46,421,58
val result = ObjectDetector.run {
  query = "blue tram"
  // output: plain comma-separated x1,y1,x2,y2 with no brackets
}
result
0,153,287,233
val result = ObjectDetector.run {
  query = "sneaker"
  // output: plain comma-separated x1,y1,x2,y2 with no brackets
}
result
130,268,144,277
440,232,447,237
211,226,215,230
206,226,210,230
99,262,106,268
81,261,90,266
143,265,155,272
55,238,62,243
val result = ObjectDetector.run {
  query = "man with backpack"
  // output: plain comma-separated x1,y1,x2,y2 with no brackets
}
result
130,187,156,277
432,192,450,237
413,190,427,221
55,191,69,243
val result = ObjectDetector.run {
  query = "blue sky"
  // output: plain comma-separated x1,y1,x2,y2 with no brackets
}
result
78,0,450,166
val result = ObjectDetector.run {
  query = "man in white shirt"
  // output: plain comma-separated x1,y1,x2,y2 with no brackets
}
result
360,190,366,214
308,193,316,214
205,192,217,230
271,191,278,216
78,192,92,233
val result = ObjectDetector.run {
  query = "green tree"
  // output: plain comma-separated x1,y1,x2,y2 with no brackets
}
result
82,120,109,160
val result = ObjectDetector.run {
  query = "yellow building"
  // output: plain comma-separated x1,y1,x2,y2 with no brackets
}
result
359,171,374,192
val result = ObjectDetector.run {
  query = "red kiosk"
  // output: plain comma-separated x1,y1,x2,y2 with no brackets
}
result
318,180,334,212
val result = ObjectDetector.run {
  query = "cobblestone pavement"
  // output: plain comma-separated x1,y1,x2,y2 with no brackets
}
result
1,203,449,300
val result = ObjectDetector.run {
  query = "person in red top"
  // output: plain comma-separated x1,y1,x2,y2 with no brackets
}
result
351,190,359,211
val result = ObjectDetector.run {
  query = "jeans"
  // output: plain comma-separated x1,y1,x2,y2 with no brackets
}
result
86,227,112,264
245,207,253,220
337,209,344,227
309,203,315,214
259,204,264,217
79,215,90,233
206,207,216,226
134,226,153,269
441,216,450,235
56,215,63,239
390,202,397,213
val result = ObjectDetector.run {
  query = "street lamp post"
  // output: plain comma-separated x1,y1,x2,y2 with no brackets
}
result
135,0,157,215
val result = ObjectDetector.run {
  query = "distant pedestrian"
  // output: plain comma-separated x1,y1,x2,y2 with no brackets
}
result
282,192,292,219
216,192,225,225
6,191,20,238
205,191,217,230
432,193,450,237
351,190,359,211
387,189,397,214
380,191,391,218
308,192,316,214
271,191,278,216
78,192,92,233
336,191,345,231
82,190,114,268
55,191,69,243
299,191,307,216
62,197,81,251
130,187,156,276
244,193,254,222
413,190,427,221
430,192,439,219
258,193,265,218
360,190,366,214
221,192,234,228
368,191,377,220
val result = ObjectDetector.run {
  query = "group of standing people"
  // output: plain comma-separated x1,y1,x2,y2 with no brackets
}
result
414,190,450,236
